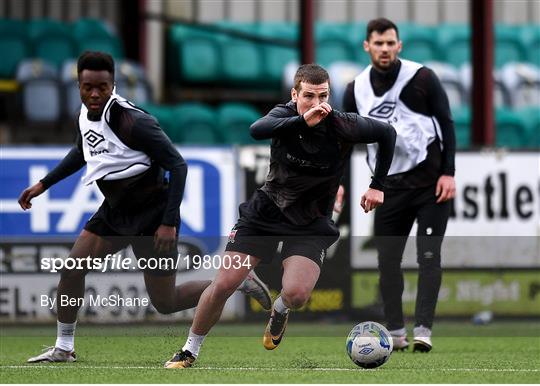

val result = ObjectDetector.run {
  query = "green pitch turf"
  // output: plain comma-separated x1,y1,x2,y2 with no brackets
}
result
1,322,539,383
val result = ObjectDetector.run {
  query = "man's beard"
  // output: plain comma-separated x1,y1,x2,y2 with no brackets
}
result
377,60,391,68
374,58,396,72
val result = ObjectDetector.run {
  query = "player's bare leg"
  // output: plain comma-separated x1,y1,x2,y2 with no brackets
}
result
263,255,320,350
144,274,211,313
164,253,261,368
28,230,119,363
144,269,270,313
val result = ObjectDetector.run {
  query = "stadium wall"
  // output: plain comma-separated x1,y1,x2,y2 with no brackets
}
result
350,150,540,318
0,146,243,323
1,147,539,323
165,0,540,24
2,1,538,27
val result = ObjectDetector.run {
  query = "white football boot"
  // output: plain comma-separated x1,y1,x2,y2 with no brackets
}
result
27,346,76,363
413,325,433,352
389,327,409,351
236,270,272,310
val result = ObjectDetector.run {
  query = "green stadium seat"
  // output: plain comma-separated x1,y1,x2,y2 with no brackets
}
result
217,102,261,145
72,18,123,58
257,22,298,84
399,24,438,63
437,24,470,68
215,21,296,85
0,18,26,34
0,19,29,78
495,24,526,68
451,106,471,149
315,22,355,67
28,18,67,39
28,19,75,69
170,22,297,86
137,103,178,141
220,36,264,84
347,22,370,67
214,20,258,35
72,18,116,38
347,21,367,43
173,103,220,144
495,107,528,148
520,24,540,65
76,37,123,58
169,25,222,83
518,106,540,148
261,45,297,84
257,22,298,40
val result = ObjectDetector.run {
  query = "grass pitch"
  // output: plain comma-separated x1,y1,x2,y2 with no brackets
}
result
1,322,539,383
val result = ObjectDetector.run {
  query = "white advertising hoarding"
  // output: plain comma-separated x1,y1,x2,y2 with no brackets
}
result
0,146,242,322
0,271,242,322
351,151,540,268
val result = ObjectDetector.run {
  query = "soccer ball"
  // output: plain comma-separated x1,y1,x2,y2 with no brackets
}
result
346,321,393,369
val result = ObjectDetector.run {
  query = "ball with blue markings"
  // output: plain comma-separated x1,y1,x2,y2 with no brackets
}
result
346,321,393,369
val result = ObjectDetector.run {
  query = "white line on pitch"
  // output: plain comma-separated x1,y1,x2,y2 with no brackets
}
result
2,366,539,372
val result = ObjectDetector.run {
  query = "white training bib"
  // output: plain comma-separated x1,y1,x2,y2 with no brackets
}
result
354,59,443,176
79,94,151,185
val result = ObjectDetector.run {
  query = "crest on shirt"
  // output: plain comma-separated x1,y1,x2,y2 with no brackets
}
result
228,228,238,244
368,101,396,119
84,129,105,148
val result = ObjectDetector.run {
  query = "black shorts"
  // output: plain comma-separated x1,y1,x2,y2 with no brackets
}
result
225,190,339,268
84,190,180,276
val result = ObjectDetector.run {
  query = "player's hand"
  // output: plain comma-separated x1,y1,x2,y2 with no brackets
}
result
303,102,332,127
333,184,345,213
18,181,45,210
435,175,456,203
154,225,177,253
360,188,384,213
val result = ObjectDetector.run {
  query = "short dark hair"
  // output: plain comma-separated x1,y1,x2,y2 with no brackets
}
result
293,63,330,91
366,18,399,41
77,51,115,80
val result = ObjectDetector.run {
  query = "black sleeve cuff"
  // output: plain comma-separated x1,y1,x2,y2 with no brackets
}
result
441,168,455,177
39,178,52,190
369,177,385,192
161,208,180,228
160,219,178,227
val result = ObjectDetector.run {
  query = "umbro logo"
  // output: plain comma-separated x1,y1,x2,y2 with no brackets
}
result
368,102,396,119
84,129,105,148
358,346,375,355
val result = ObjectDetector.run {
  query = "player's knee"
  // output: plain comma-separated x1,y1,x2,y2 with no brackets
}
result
417,250,441,269
211,278,238,301
151,300,177,315
282,288,311,309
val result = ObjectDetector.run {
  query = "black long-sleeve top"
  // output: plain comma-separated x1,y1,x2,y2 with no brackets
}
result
250,101,396,225
343,59,456,189
40,104,187,226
